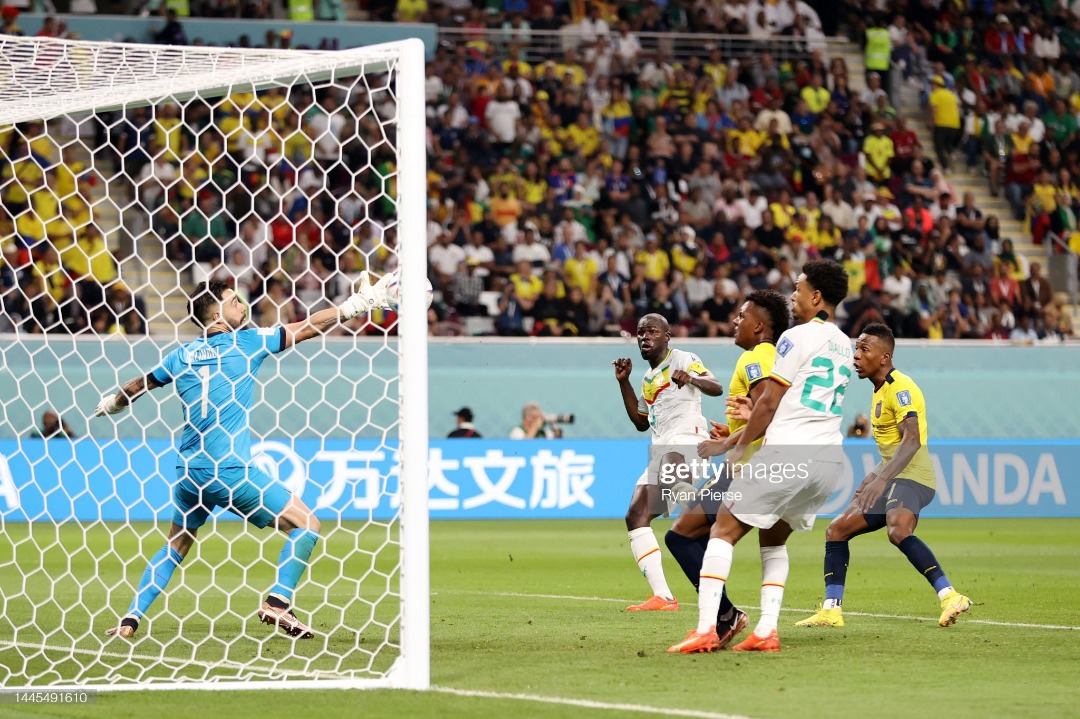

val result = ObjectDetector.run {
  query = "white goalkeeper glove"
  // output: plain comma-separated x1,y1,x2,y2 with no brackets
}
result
93,392,126,417
338,271,393,320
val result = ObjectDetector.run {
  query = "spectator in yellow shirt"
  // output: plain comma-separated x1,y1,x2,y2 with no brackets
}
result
769,190,797,230
863,122,895,182
729,116,763,158
154,103,184,163
800,73,831,117
510,260,544,302
1030,169,1058,218
1010,120,1036,155
928,75,961,171
396,0,428,22
563,241,599,298
567,112,601,157
34,247,70,303
636,235,670,282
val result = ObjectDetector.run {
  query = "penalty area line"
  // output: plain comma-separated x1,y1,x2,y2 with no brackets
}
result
430,686,754,719
434,590,1080,632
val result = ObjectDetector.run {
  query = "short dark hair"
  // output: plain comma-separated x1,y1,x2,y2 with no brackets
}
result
802,260,849,307
190,281,231,328
861,321,895,353
746,289,790,338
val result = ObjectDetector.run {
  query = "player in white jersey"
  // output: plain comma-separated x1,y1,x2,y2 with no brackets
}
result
613,313,723,612
669,260,852,654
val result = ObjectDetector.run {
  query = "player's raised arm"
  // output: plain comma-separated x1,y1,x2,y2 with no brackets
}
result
93,373,165,417
281,271,392,348
613,358,650,432
671,368,723,396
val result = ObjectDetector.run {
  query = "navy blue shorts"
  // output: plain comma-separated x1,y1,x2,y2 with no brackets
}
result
699,473,734,525
864,478,936,531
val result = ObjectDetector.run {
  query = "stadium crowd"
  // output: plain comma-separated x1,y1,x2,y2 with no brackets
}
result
0,0,1076,340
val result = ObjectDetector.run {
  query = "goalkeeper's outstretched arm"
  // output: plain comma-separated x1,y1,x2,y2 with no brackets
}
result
94,374,164,417
282,271,392,349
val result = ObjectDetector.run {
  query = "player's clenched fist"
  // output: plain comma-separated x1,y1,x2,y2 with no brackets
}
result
613,358,633,381
671,369,692,388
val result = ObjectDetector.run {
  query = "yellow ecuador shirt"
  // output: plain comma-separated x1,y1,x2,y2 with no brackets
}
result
563,256,598,293
929,87,961,129
726,341,776,440
1032,182,1058,213
863,135,895,179
801,85,831,115
154,117,184,162
871,369,936,489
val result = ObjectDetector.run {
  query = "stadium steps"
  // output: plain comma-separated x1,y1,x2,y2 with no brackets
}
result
55,122,182,339
817,41,1065,309
831,41,867,93
894,78,1033,248
895,84,1079,334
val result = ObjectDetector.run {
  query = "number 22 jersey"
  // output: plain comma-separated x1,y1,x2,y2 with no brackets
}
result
766,317,853,451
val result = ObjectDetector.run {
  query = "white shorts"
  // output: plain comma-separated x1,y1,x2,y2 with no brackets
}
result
635,432,709,487
725,447,843,532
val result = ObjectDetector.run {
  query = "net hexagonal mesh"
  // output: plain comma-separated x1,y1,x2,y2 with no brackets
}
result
0,35,429,691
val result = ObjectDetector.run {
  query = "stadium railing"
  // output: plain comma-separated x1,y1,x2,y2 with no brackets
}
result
436,28,850,66
1044,232,1079,312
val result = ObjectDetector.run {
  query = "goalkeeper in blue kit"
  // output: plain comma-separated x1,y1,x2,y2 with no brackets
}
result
93,274,392,639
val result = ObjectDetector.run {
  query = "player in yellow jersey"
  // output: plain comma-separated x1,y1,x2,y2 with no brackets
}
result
614,314,723,613
796,323,972,629
664,290,791,648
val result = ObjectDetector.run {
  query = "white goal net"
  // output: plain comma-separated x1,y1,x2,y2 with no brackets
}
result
0,35,430,691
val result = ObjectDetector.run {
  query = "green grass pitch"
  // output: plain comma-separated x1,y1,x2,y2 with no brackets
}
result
1,518,1078,719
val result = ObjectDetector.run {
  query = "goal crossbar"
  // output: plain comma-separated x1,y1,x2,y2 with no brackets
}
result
0,35,405,124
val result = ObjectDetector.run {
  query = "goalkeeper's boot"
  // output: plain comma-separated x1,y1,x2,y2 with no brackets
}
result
795,606,845,627
667,626,720,654
731,629,781,652
627,595,679,611
105,615,139,639
716,608,749,650
938,590,972,627
258,602,316,639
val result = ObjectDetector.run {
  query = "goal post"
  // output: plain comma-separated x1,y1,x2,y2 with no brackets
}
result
0,35,430,692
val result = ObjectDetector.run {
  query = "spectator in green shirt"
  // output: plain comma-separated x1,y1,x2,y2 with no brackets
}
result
1044,98,1078,145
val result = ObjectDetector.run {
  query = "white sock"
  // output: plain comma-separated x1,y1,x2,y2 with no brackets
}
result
823,598,841,610
628,528,673,600
937,586,955,600
755,545,789,636
697,538,734,634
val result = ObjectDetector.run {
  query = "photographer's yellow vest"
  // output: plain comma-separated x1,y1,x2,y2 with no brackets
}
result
165,0,190,17
289,0,314,21
865,28,891,71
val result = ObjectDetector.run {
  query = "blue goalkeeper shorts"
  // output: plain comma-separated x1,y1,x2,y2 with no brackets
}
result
172,465,292,530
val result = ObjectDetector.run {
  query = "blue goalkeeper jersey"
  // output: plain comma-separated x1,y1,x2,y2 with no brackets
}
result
150,327,287,469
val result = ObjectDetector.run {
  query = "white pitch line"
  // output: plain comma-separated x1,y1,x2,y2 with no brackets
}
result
430,686,754,719
0,640,334,680
435,590,1080,632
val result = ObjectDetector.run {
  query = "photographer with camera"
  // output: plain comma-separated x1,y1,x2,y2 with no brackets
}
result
509,402,570,439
